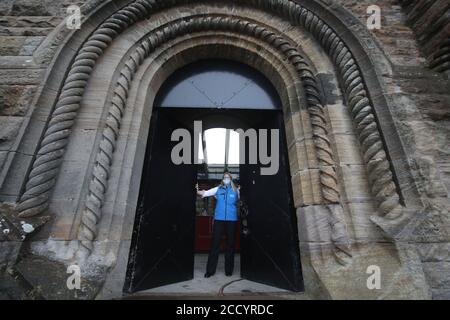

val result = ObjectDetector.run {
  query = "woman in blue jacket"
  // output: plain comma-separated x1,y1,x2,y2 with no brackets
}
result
196,171,240,278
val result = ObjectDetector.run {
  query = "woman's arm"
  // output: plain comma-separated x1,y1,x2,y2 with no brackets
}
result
201,186,219,198
196,184,219,198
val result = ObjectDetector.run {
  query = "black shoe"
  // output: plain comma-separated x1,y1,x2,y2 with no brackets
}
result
225,272,233,277
204,272,214,278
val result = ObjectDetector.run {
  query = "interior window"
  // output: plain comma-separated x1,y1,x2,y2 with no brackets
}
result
198,128,240,165
154,59,281,110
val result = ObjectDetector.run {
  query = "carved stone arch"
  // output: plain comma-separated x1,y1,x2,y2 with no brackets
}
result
12,0,422,232
69,14,348,258
1,0,431,300
88,30,348,298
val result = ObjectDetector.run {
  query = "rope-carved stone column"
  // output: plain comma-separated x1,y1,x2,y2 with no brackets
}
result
270,37,339,204
330,31,404,220
268,33,351,263
75,15,348,261
77,30,169,257
77,48,149,256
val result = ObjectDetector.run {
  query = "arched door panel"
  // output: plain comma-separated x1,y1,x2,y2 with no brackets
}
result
124,109,197,293
240,111,304,292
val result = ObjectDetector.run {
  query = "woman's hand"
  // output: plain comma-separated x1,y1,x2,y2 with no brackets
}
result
196,183,205,196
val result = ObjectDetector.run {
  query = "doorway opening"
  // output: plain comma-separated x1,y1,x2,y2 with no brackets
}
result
124,60,304,295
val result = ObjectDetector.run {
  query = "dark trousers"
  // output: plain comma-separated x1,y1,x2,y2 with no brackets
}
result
206,220,237,275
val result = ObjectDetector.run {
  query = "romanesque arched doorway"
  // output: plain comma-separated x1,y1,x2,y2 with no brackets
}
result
124,59,303,293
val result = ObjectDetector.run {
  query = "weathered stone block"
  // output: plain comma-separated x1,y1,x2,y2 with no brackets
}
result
291,168,322,207
0,36,26,55
346,202,384,241
11,0,55,16
0,85,37,116
423,262,450,290
334,133,364,165
0,68,45,85
339,164,373,203
327,102,355,135
0,116,24,151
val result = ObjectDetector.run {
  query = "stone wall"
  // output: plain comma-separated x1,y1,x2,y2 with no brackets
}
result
0,0,97,190
400,0,450,77
343,0,450,299
0,0,449,300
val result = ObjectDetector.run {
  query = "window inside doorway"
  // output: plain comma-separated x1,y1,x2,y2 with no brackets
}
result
198,128,240,166
154,59,282,110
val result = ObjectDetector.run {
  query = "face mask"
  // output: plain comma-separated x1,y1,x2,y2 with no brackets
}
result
223,177,231,185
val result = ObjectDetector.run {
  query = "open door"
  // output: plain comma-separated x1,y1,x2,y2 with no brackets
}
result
240,111,304,292
124,108,197,293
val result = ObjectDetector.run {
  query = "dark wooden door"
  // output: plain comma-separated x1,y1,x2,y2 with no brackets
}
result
124,109,197,293
239,111,303,292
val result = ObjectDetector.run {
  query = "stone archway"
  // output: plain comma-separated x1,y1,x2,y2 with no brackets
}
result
1,0,430,299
